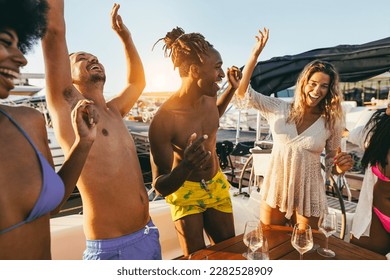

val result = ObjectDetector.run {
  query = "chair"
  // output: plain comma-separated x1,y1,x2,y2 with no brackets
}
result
322,163,358,240
234,141,272,197
216,140,254,188
216,140,234,170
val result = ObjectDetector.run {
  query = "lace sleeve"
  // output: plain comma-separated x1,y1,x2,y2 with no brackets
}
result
324,119,343,177
232,85,283,119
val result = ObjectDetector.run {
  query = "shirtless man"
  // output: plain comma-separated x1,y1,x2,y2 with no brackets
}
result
149,27,241,256
42,1,161,260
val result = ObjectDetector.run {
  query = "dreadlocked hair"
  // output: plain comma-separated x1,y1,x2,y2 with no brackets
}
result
0,0,49,54
287,60,343,131
153,27,213,77
361,108,390,169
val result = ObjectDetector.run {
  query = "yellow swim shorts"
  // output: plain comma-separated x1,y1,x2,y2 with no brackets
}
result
165,170,233,221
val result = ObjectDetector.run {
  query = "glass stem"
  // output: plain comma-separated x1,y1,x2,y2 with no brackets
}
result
300,253,303,260
325,237,329,250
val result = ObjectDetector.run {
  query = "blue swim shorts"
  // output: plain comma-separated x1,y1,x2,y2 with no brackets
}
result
83,219,162,260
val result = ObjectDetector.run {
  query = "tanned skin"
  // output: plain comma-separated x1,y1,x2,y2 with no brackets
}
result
42,1,149,240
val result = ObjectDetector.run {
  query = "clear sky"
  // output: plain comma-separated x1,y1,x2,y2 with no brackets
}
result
23,0,390,97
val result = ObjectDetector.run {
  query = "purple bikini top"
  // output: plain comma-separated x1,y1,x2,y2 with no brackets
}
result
0,108,65,234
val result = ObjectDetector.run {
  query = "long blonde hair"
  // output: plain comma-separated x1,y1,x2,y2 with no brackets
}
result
287,60,343,130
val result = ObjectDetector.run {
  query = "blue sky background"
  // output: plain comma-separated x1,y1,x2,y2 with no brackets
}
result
24,0,390,97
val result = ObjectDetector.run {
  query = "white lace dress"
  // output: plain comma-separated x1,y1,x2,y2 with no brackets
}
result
244,86,342,219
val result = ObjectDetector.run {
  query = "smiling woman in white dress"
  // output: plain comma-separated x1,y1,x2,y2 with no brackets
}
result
235,28,354,229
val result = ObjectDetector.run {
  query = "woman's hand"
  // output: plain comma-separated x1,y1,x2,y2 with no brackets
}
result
252,27,269,57
334,147,354,174
234,27,269,99
71,99,99,144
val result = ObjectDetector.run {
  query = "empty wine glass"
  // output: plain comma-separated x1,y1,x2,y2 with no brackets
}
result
291,223,313,260
243,221,263,259
248,232,263,255
249,236,270,260
317,212,337,257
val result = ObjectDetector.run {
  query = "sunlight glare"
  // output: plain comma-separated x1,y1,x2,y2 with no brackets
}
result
145,67,180,93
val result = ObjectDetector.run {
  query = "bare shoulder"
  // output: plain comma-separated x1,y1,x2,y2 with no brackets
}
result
2,105,47,137
149,103,176,138
5,105,44,123
155,102,174,117
150,105,172,128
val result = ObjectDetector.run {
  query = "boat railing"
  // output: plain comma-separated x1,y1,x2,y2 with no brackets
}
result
230,141,273,197
131,131,150,154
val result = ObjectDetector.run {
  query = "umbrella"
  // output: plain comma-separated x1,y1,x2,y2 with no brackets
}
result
249,37,390,96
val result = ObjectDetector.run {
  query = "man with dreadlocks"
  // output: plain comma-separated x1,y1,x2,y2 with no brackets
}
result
149,27,242,256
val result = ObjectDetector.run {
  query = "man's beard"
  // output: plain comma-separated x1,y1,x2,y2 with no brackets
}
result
90,73,106,83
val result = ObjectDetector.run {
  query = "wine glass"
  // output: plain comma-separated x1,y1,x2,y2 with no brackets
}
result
291,223,314,260
248,232,263,256
317,212,337,257
249,236,270,260
243,221,263,259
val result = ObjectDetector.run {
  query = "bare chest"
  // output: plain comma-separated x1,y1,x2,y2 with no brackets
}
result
172,109,219,150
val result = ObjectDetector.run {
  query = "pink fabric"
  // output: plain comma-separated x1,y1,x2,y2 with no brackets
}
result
373,207,390,233
371,164,390,182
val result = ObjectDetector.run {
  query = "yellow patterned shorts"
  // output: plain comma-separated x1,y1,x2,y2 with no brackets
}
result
165,171,233,221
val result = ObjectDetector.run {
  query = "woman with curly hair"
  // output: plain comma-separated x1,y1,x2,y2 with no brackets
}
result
0,0,98,259
235,28,353,229
149,27,241,256
350,107,390,256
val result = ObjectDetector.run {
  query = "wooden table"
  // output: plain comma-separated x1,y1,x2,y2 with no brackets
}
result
180,225,386,260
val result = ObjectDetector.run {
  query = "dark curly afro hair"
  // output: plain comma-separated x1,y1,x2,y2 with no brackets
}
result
0,0,48,54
